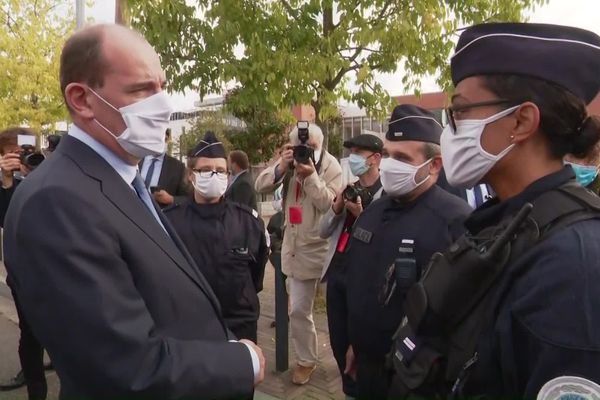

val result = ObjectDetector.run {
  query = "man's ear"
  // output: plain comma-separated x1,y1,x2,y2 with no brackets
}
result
64,83,94,119
430,155,443,175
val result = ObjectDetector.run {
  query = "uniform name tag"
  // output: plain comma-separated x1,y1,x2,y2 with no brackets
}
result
353,227,373,244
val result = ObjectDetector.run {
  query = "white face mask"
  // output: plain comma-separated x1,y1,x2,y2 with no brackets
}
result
90,89,174,159
441,106,519,189
380,157,432,197
192,172,228,200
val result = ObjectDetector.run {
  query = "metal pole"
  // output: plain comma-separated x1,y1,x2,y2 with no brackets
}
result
75,0,85,29
273,252,289,372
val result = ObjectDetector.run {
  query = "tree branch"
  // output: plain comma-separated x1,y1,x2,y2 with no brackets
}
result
279,0,297,19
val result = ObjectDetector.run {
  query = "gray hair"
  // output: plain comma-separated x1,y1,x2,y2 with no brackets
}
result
289,123,324,148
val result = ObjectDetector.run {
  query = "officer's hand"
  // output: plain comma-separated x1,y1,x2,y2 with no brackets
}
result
153,190,174,205
344,345,357,381
345,196,363,218
0,153,21,176
295,158,316,180
239,339,265,386
332,189,346,215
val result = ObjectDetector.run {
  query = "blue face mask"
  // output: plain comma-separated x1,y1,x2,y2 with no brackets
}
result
566,161,598,187
348,153,370,176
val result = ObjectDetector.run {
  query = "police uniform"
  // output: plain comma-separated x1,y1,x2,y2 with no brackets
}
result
322,134,384,398
343,106,472,399
388,23,600,399
164,137,269,342
451,24,600,398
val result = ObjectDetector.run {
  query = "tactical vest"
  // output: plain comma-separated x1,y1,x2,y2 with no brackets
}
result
387,182,600,398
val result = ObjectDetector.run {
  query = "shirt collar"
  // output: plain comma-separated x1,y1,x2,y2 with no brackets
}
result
68,124,138,186
144,153,166,163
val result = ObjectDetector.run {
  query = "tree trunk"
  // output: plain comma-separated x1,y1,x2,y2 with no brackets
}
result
312,100,329,151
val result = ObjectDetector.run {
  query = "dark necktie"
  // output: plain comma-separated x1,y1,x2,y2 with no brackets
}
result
474,184,484,208
132,173,167,233
144,157,159,188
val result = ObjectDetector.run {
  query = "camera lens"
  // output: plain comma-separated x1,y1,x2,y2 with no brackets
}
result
25,153,45,168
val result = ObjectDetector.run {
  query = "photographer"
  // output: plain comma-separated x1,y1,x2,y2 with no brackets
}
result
318,134,383,399
0,127,49,400
255,122,342,385
0,128,45,226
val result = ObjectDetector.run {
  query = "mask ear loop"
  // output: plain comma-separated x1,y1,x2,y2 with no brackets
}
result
412,158,434,186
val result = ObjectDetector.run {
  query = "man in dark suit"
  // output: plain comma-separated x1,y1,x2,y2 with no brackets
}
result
3,24,263,399
225,150,257,210
139,128,192,208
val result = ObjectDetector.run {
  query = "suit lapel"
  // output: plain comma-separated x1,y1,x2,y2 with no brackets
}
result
59,136,214,299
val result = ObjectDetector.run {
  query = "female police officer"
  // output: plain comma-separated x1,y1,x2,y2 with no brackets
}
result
389,22,600,399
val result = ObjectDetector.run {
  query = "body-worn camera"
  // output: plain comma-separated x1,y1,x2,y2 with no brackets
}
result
293,121,314,164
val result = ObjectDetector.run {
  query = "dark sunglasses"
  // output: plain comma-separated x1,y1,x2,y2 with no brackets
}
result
445,99,519,133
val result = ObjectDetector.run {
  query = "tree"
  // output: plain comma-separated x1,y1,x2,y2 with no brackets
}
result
126,0,544,144
0,0,73,131
176,110,236,160
225,88,291,164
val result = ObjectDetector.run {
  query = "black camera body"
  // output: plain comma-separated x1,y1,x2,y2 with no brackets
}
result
293,121,314,164
20,145,45,169
342,184,374,204
342,185,360,202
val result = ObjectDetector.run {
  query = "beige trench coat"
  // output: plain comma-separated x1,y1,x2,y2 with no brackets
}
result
255,152,342,280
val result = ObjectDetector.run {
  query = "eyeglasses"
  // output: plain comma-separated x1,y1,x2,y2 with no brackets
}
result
192,169,228,178
445,99,517,132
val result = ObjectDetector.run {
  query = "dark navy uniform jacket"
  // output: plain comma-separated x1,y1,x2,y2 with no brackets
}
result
164,199,269,335
345,185,471,360
463,167,600,398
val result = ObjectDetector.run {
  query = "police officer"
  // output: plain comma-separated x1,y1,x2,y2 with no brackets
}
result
390,23,600,398
164,132,269,342
319,134,384,399
342,105,471,399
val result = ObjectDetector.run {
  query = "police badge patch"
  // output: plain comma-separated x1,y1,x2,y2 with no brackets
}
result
537,376,600,400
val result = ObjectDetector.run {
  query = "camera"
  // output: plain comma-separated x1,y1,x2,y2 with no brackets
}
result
342,184,374,204
20,145,45,169
17,134,45,169
293,121,314,164
342,185,360,202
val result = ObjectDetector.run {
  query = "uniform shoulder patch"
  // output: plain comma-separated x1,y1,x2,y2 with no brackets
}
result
232,202,259,219
537,376,600,400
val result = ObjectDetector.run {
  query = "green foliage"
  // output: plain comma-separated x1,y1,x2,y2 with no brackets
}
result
0,0,73,131
225,88,291,164
176,110,235,160
326,123,344,159
126,0,545,138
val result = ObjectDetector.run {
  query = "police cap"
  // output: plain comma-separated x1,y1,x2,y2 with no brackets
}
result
451,22,600,104
189,131,226,159
343,134,383,153
385,104,442,145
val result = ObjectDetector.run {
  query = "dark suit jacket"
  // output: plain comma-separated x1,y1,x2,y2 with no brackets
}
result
4,135,254,399
140,154,192,207
0,179,17,227
224,170,257,210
